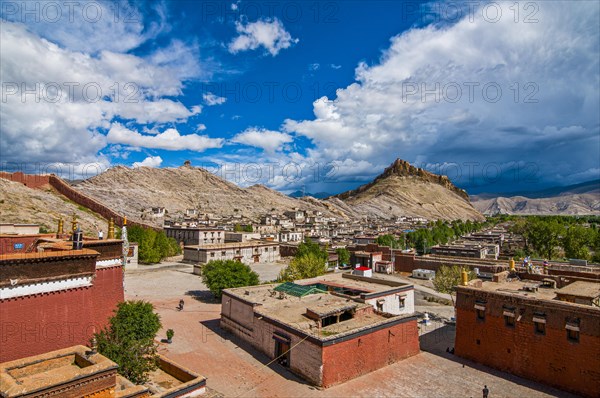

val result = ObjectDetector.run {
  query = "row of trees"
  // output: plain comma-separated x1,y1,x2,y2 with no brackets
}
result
375,219,492,253
126,225,181,263
510,216,600,261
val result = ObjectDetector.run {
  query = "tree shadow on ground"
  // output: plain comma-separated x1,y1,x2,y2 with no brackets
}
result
419,323,578,397
199,318,316,389
184,289,219,304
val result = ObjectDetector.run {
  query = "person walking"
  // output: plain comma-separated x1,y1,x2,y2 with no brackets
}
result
483,385,489,398
177,299,184,311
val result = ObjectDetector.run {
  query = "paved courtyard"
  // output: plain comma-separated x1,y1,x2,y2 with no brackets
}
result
124,265,576,398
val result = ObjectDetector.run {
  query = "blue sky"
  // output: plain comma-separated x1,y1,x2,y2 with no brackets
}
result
1,0,599,195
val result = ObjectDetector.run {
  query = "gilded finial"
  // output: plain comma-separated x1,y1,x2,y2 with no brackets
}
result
107,218,115,240
71,213,78,233
123,216,127,226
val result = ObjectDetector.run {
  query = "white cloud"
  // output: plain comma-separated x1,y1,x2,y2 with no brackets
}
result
107,123,224,152
228,18,298,56
196,123,207,131
330,64,342,70
232,128,293,154
0,1,169,54
282,1,600,190
309,63,320,71
203,92,227,106
133,156,163,168
0,20,211,164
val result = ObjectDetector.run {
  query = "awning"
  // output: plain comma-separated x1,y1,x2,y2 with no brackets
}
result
503,310,515,317
474,304,486,311
565,323,580,332
533,316,546,324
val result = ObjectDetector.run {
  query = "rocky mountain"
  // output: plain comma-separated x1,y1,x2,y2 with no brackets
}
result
0,178,106,235
326,159,484,221
472,180,600,215
74,165,341,227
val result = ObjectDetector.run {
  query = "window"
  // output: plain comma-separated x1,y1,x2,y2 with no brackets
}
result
477,309,486,320
567,328,579,342
474,302,486,321
398,296,406,309
533,314,546,335
210,252,215,257
535,322,545,335
221,251,226,256
376,301,383,312
503,308,515,328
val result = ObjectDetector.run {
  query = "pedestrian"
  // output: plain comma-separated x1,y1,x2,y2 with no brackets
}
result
177,299,184,311
98,230,103,240
483,385,489,398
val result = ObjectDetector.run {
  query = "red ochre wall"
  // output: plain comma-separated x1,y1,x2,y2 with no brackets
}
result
321,319,420,388
455,305,600,397
0,265,124,363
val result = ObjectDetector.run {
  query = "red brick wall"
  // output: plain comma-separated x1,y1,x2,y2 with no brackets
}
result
0,265,123,363
0,172,50,188
321,319,420,388
455,290,600,397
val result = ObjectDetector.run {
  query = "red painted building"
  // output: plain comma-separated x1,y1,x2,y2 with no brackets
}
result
455,280,600,397
0,238,125,363
220,274,420,387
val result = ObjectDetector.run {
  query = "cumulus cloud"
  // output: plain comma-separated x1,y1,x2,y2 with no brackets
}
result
107,123,224,152
0,19,211,165
282,1,600,191
133,155,163,168
203,92,227,106
0,1,169,54
228,18,298,56
232,128,293,154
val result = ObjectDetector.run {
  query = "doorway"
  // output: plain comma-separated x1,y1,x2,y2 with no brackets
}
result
275,340,290,368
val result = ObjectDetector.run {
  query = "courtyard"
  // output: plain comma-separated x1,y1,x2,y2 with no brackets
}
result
124,264,576,398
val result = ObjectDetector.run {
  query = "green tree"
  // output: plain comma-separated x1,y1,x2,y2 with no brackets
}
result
201,260,260,298
432,265,476,306
128,226,181,263
336,248,350,265
296,238,327,261
562,225,593,260
233,224,243,232
95,301,161,384
525,219,564,259
278,252,327,282
375,234,400,248
244,225,254,232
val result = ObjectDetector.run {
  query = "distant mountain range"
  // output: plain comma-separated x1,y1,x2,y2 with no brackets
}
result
288,191,332,199
471,179,600,215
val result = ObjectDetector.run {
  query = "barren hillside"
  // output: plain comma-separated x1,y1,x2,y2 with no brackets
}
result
327,159,484,221
75,165,342,226
0,178,107,234
70,159,485,225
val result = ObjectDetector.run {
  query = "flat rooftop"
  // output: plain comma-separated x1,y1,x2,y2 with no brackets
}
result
462,279,600,306
556,281,600,299
185,241,278,250
0,345,118,397
225,282,413,339
297,272,413,296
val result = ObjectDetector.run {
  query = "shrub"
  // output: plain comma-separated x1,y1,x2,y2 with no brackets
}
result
94,300,161,384
201,260,260,298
